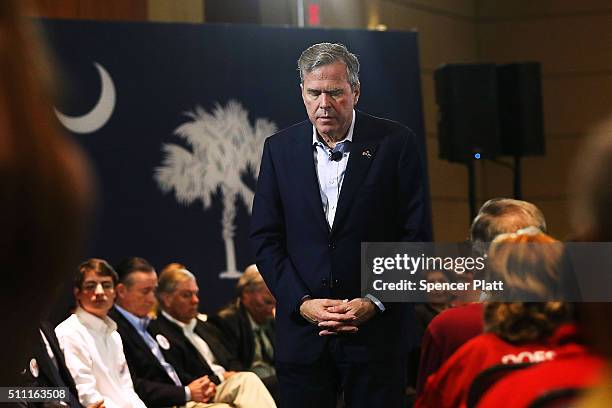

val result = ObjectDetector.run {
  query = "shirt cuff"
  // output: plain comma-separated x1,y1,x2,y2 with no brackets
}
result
185,386,191,402
365,294,385,312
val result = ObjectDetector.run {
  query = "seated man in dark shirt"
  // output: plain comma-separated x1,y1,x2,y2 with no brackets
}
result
209,265,278,401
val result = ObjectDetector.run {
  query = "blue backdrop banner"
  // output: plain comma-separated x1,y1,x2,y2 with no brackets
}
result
40,20,431,314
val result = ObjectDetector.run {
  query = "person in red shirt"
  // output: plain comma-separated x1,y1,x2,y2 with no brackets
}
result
416,198,547,395
476,343,603,408
416,230,574,408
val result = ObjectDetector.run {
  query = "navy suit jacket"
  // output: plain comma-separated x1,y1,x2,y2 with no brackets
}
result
250,110,431,364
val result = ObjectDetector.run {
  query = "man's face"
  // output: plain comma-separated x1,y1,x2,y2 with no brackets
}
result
242,283,276,324
75,270,116,318
425,271,453,304
301,62,360,141
162,278,199,324
116,271,158,318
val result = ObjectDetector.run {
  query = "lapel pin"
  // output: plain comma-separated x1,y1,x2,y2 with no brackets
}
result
362,149,372,159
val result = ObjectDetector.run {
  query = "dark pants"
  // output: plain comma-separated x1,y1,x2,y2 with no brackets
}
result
276,338,407,408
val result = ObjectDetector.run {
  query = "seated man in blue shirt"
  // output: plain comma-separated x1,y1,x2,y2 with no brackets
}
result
109,257,216,407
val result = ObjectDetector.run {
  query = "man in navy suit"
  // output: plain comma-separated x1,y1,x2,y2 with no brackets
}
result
250,42,431,407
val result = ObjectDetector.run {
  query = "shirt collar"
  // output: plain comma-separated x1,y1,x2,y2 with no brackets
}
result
162,310,196,332
114,304,151,332
245,309,261,331
312,109,356,147
76,306,117,334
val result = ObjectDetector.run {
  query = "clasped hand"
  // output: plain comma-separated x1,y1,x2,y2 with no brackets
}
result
299,298,377,336
188,375,216,403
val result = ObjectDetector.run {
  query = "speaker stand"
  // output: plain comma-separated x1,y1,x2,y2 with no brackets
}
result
513,155,522,199
467,159,477,223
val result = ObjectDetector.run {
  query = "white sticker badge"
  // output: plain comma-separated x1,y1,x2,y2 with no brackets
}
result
29,358,39,378
156,334,170,350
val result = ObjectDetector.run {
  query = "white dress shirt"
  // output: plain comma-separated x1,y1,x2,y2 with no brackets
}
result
56,307,147,408
312,109,355,228
161,311,226,382
311,110,385,312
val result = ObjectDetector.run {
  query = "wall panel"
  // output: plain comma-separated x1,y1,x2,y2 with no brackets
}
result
543,75,612,135
379,0,477,70
148,0,204,23
30,0,79,18
426,138,469,199
78,0,147,21
430,200,471,241
397,0,475,18
477,0,612,20
476,1,612,239
478,15,612,75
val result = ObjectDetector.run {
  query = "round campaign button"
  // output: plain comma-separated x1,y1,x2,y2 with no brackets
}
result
156,334,170,350
29,358,39,378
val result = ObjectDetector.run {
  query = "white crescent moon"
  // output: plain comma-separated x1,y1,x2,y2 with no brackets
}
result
55,62,116,134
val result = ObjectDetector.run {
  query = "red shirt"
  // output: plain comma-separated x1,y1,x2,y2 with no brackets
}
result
416,303,484,395
477,346,603,408
415,325,581,408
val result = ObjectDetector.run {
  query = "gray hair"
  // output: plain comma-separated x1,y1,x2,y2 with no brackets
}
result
237,264,266,296
298,42,360,90
470,198,547,256
156,267,195,303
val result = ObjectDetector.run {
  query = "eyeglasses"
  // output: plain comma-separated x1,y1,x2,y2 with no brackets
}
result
82,281,114,292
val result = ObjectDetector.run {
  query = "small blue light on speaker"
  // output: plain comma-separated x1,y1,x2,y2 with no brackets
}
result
474,153,481,160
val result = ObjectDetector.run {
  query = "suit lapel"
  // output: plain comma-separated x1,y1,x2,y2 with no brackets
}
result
194,321,216,349
110,308,168,376
157,314,217,379
38,323,70,387
34,333,64,387
331,113,379,235
239,303,256,364
291,122,329,233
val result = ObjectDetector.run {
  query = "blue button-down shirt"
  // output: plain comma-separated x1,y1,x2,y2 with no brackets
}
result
310,111,385,312
114,305,190,398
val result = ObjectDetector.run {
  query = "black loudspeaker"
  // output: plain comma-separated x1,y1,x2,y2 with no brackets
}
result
497,63,545,156
435,64,502,163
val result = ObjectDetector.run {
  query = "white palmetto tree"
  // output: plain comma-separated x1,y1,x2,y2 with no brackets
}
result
155,100,277,278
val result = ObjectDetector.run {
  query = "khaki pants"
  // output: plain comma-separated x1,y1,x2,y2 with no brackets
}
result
186,372,276,408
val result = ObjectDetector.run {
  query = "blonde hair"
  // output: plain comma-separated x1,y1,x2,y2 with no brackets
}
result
484,230,572,343
487,229,563,299
484,302,571,344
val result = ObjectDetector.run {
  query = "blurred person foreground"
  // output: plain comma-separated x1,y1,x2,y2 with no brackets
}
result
0,0,93,387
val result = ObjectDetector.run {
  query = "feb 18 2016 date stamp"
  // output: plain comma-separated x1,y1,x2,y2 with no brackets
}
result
0,387,68,402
